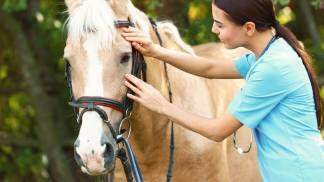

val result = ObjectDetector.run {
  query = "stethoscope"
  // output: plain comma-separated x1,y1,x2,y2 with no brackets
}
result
233,35,278,154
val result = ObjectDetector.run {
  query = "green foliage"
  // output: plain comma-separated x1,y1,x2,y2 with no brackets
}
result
183,0,217,45
274,0,323,8
0,0,68,180
134,0,162,16
0,147,47,182
274,0,290,6
2,0,27,12
311,0,324,8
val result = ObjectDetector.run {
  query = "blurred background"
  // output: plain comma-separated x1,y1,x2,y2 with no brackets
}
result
0,0,323,181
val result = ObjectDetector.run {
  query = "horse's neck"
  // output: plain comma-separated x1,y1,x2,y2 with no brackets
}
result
130,21,216,155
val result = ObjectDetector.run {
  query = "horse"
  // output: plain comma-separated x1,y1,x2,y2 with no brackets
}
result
63,0,261,181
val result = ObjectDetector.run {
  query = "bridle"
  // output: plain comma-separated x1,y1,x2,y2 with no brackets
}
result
65,20,146,137
65,20,146,182
65,18,175,182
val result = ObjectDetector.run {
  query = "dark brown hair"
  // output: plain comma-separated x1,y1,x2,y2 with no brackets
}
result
213,0,323,129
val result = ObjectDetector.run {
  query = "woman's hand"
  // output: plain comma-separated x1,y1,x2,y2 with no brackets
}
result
122,27,161,57
124,74,170,115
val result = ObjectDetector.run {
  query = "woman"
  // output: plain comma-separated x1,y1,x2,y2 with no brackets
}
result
122,0,324,181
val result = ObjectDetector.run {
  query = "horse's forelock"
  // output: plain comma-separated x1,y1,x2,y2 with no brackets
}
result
67,0,117,49
66,0,151,49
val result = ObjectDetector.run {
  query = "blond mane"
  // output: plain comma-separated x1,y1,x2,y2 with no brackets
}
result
157,21,195,55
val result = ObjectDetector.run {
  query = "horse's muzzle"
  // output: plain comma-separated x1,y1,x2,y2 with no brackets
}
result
74,138,117,175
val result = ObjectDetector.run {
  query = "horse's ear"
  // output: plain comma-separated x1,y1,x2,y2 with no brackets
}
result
65,0,75,10
109,0,129,5
109,0,131,15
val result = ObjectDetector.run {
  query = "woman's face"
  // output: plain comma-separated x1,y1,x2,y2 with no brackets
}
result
211,4,247,49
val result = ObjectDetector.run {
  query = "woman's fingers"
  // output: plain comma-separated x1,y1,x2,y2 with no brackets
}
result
132,42,147,52
125,74,146,90
122,32,146,38
124,36,148,45
126,93,142,103
124,74,144,103
122,28,149,45
122,27,156,57
122,27,146,38
124,80,142,95
122,32,138,37
122,27,137,33
124,73,168,114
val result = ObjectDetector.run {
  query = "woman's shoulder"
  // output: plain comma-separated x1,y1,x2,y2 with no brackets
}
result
261,38,301,70
255,40,309,89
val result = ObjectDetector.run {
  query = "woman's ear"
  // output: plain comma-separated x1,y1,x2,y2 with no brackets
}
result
243,22,256,36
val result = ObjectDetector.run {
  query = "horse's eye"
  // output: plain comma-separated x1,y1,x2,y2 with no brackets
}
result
120,53,131,64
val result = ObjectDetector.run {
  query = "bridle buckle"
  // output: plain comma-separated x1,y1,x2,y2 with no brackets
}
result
118,108,132,141
87,102,95,110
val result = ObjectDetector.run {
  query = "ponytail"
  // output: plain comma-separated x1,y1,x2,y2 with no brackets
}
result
275,24,323,129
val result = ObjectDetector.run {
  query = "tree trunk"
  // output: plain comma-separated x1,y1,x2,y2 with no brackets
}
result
296,0,321,46
0,11,75,182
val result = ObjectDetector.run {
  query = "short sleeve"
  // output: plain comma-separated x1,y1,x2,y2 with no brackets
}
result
228,62,289,128
235,53,255,79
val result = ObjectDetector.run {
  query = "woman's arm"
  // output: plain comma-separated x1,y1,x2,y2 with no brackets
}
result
155,46,241,79
162,101,243,142
124,74,243,142
122,27,241,79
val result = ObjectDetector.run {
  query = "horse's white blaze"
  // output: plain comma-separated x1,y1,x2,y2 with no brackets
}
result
83,35,104,96
77,34,105,157
77,112,106,172
78,111,103,149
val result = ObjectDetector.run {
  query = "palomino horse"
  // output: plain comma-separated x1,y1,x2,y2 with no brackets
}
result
64,0,261,181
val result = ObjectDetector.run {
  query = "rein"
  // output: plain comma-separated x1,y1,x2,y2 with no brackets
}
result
148,18,175,182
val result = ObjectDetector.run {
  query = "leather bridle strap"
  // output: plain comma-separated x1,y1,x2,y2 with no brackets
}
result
149,17,175,182
117,148,133,182
114,20,144,182
114,20,135,28
118,137,144,182
123,46,146,111
69,96,127,116
115,20,147,113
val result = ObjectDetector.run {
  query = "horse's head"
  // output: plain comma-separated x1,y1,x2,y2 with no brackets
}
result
63,0,150,175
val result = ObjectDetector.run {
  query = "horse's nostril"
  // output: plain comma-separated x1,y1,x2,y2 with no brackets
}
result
103,143,114,166
74,148,84,167
74,139,80,148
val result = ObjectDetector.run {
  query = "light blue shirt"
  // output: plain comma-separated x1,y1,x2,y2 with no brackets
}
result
228,37,324,182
